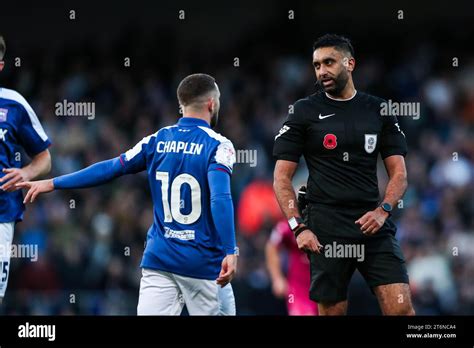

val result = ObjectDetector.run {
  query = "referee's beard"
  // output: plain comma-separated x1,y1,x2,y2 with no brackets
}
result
317,70,350,98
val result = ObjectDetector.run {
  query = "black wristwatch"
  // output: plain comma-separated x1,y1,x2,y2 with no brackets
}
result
380,202,393,216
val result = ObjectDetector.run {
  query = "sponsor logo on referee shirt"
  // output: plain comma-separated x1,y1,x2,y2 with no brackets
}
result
318,113,335,120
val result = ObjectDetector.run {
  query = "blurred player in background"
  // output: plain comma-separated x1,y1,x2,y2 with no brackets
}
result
18,73,238,315
0,35,52,304
266,219,318,315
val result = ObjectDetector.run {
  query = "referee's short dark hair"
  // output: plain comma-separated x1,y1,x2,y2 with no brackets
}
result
313,34,354,57
0,36,6,61
177,73,217,107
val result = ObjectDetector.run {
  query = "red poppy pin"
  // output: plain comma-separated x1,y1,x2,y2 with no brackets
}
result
323,133,337,150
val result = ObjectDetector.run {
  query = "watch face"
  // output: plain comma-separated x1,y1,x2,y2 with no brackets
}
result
288,217,298,230
382,203,392,212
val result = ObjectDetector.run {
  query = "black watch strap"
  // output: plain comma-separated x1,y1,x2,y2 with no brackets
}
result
294,225,308,238
380,202,393,217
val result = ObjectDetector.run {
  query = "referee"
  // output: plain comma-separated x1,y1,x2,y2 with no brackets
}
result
273,34,415,316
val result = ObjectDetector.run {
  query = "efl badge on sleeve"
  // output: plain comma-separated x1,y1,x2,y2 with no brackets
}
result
323,133,337,150
0,108,8,122
364,134,377,153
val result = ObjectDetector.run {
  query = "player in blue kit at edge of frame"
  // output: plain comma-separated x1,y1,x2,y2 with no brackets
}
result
18,73,239,315
0,35,52,305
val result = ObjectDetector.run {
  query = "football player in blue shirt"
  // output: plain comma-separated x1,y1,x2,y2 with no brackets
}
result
18,73,238,315
0,35,52,304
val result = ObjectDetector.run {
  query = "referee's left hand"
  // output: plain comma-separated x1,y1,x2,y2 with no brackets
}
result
296,228,323,254
355,208,389,235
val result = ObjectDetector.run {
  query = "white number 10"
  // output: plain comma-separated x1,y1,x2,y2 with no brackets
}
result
155,171,201,225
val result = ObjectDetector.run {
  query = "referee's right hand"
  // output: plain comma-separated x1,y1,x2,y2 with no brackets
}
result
296,228,323,254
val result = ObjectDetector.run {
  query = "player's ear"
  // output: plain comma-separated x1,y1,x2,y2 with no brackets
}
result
0,61,4,72
207,98,214,113
344,57,355,72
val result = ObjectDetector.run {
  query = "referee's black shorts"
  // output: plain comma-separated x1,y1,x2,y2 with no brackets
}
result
304,203,409,304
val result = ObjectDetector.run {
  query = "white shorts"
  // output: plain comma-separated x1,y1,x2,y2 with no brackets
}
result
0,222,15,298
137,268,236,316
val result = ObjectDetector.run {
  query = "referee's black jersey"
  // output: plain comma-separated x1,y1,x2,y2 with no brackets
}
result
273,91,407,208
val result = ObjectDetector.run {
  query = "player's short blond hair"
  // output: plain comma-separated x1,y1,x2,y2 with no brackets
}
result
0,36,5,61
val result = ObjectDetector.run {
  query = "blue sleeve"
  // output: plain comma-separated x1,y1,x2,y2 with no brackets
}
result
53,132,155,189
208,168,237,255
208,138,236,175
53,157,128,189
119,133,157,174
17,102,51,156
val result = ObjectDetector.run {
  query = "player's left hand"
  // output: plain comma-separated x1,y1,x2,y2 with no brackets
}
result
0,168,31,192
355,208,389,235
216,254,237,288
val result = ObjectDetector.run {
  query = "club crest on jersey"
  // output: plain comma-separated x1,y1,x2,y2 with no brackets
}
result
0,108,8,122
364,134,377,153
323,133,337,150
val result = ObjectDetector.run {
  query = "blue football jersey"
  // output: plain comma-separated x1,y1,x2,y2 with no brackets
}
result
120,117,236,280
0,88,51,222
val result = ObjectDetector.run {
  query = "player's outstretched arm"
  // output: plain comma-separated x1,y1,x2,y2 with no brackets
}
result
0,149,51,192
16,179,54,204
16,156,127,203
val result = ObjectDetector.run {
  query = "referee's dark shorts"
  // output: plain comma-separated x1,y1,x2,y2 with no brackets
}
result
304,202,409,303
